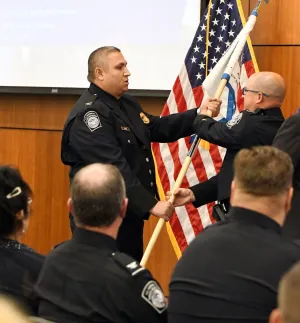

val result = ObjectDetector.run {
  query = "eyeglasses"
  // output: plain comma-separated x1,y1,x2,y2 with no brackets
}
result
242,87,270,97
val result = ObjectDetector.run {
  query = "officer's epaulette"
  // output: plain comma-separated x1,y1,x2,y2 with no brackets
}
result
84,92,98,108
112,252,146,277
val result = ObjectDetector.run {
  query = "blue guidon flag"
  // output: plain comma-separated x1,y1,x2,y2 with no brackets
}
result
152,0,258,256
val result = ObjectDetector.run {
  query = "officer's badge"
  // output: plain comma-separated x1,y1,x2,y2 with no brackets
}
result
226,113,242,129
140,112,150,124
84,111,102,132
141,281,167,313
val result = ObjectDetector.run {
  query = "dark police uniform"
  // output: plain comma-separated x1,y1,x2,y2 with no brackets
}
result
168,207,300,322
273,112,300,239
61,83,197,260
35,228,167,323
190,107,284,211
0,238,44,315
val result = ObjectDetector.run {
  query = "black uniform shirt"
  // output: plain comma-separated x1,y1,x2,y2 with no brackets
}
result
35,228,168,323
191,108,284,205
273,112,300,190
168,207,300,323
61,83,197,220
273,113,300,239
0,238,44,314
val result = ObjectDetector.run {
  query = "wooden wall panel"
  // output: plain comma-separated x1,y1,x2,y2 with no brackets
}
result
0,129,71,253
241,0,250,17
0,94,76,130
254,46,300,117
250,0,300,45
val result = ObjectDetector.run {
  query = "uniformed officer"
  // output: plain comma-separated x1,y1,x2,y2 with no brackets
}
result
273,112,300,240
35,164,168,323
167,71,285,218
168,146,300,322
61,46,220,260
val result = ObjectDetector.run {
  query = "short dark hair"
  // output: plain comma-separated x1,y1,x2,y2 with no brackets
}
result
87,46,121,83
234,146,293,196
71,164,126,227
0,166,32,236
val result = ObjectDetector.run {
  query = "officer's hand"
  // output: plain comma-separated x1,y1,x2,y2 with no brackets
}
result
150,201,175,221
198,98,222,118
166,188,195,207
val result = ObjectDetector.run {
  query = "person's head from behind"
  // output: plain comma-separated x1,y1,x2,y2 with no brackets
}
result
87,46,131,99
0,295,30,323
68,163,128,237
0,166,32,241
243,71,286,112
231,146,293,225
269,262,300,323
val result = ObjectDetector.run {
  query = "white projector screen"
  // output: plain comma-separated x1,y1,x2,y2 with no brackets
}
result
0,1,201,93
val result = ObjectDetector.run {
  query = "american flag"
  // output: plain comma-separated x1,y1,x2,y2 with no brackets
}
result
152,0,258,255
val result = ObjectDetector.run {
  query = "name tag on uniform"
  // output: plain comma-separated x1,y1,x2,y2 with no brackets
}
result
121,126,131,131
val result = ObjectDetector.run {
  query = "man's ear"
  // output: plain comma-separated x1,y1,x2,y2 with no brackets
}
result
230,180,236,205
67,198,74,216
95,67,105,81
256,92,264,104
269,308,282,323
284,186,294,215
120,198,128,219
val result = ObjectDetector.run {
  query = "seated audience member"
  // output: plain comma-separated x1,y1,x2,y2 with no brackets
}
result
35,163,167,323
273,111,300,239
168,146,300,322
0,166,44,315
269,261,300,323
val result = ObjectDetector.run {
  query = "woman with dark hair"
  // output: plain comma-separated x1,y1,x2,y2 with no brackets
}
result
0,166,44,315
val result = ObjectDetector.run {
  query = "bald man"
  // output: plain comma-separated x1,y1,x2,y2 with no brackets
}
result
168,72,285,217
35,164,167,323
61,46,220,261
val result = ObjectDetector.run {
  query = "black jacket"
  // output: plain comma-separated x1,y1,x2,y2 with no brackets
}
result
190,107,284,206
61,83,197,220
35,228,167,323
273,112,300,239
169,207,300,322
0,239,44,314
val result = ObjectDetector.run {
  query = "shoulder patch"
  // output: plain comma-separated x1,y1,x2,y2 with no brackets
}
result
226,113,243,129
141,280,167,314
83,111,102,132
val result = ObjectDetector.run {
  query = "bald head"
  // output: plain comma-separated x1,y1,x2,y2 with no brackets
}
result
87,46,121,83
71,163,126,227
247,72,286,104
74,163,117,190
